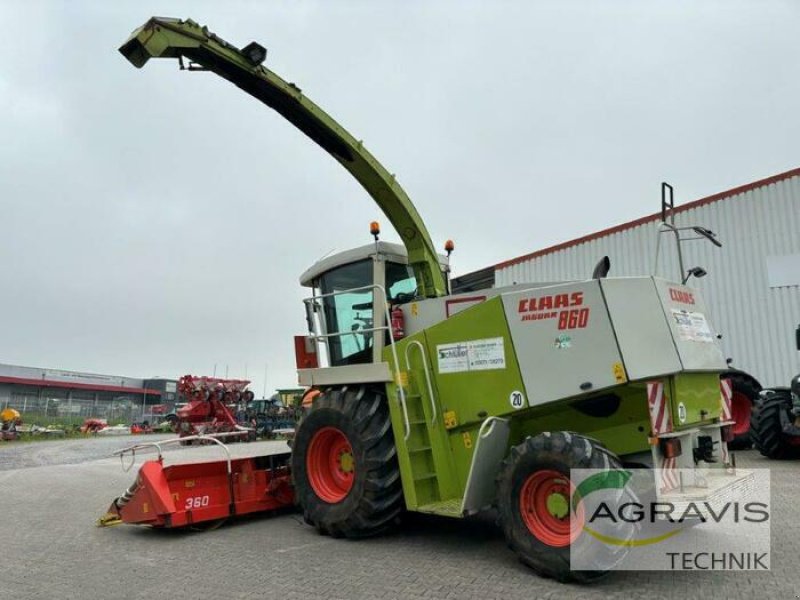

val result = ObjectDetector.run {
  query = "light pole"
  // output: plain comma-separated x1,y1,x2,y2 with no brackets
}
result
143,376,163,423
142,381,148,422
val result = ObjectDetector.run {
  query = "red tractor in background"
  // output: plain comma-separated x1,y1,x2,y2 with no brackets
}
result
172,375,256,442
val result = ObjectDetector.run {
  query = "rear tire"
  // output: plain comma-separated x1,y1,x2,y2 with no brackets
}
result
291,385,403,538
496,432,635,582
751,390,800,459
728,376,759,449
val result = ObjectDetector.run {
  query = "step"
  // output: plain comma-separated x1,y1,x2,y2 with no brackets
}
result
413,472,438,481
408,445,432,453
416,498,464,518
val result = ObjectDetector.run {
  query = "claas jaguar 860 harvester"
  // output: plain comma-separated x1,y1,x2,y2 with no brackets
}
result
110,17,752,581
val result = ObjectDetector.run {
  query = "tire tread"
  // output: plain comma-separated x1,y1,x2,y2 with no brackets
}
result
292,385,403,538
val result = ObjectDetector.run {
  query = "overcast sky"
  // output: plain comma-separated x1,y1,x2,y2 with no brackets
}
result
1,0,798,394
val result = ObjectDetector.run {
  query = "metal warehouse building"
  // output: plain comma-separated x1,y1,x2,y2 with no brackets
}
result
490,167,800,388
0,363,179,423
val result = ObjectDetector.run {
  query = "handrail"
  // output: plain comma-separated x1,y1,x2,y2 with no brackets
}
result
478,417,500,439
302,284,410,440
112,433,237,475
653,221,685,281
306,326,386,340
302,283,388,303
404,340,437,425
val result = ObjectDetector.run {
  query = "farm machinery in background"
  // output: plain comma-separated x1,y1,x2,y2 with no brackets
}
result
751,324,800,459
248,395,302,439
112,18,757,581
0,408,21,441
170,375,255,442
80,419,154,435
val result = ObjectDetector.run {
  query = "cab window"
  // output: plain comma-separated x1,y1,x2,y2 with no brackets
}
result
317,260,373,366
386,262,416,303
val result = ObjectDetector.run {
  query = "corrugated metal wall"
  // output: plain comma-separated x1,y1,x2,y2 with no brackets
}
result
496,175,800,387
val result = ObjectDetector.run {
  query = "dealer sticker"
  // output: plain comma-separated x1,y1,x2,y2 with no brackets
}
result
437,337,506,374
671,309,714,343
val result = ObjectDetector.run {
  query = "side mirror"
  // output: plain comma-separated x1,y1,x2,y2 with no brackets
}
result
796,324,800,351
682,266,707,285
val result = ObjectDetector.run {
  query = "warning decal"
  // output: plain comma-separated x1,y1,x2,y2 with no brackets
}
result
612,362,626,383
437,337,506,374
671,309,714,343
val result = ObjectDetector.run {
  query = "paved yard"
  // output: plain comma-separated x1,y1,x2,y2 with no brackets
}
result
1,438,798,599
0,433,177,471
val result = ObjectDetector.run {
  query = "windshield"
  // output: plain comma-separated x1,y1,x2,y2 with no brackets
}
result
315,259,417,366
318,260,374,366
386,262,417,302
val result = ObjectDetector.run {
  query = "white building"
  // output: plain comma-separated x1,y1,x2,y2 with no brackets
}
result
0,363,178,421
492,167,800,387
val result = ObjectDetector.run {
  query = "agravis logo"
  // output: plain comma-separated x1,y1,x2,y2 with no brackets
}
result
571,469,686,548
569,468,771,571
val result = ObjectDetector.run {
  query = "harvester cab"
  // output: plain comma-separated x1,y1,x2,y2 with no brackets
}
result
298,241,431,367
296,236,454,370
116,17,757,581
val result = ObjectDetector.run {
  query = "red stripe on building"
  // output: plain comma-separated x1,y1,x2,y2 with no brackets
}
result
0,375,162,396
496,166,800,270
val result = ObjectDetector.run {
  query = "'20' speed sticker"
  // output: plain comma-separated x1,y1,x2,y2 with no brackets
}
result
509,390,526,410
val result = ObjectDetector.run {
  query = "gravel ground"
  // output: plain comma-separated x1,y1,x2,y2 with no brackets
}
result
1,439,798,600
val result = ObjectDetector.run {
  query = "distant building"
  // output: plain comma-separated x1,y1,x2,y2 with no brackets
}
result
0,363,178,422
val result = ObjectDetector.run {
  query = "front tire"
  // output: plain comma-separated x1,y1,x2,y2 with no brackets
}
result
496,432,634,582
291,385,403,538
751,391,800,459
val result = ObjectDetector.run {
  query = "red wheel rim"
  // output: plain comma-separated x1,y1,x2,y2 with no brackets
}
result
519,470,583,547
306,427,355,503
730,392,752,436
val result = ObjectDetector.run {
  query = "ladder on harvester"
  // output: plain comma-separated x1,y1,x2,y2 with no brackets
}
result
402,341,463,517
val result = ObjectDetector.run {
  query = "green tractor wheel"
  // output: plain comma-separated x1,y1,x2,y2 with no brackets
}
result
291,385,403,538
496,431,635,582
751,391,800,459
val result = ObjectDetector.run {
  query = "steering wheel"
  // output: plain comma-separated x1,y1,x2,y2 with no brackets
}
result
392,289,418,304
